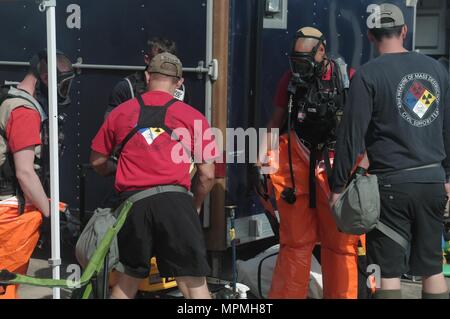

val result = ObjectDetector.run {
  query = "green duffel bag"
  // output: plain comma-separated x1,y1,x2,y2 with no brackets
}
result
75,207,119,270
332,171,408,250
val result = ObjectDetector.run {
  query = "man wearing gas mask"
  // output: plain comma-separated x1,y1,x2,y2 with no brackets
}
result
0,50,74,299
262,27,361,299
33,51,75,192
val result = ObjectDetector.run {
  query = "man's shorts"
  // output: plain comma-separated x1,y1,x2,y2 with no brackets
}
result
367,183,447,278
117,191,211,279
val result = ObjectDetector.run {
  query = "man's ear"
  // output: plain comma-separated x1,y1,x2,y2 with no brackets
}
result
315,44,326,62
401,24,408,40
318,44,326,56
176,77,184,89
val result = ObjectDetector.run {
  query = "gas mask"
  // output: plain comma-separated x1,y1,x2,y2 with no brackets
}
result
56,70,75,107
36,72,74,110
289,31,327,83
289,52,324,83
31,50,75,109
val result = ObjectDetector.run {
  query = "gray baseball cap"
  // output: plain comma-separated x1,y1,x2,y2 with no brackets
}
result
149,52,183,78
371,3,405,29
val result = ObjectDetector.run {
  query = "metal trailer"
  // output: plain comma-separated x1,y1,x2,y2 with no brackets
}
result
0,0,448,282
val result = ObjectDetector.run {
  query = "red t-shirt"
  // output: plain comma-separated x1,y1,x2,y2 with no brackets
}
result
92,90,218,193
274,64,355,108
6,107,41,153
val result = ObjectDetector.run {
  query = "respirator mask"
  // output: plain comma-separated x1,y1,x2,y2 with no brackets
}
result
289,30,327,84
30,50,75,109
56,71,75,107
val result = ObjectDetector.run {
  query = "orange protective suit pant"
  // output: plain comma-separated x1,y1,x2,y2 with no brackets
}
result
0,199,42,299
268,133,360,299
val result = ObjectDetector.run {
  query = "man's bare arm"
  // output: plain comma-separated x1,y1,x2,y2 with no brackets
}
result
90,150,116,177
14,146,49,217
191,163,215,213
258,107,287,166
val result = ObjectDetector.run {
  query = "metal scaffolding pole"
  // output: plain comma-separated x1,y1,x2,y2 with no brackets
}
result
39,0,61,300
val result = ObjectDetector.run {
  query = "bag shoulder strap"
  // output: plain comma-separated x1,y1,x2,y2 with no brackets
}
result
377,221,408,250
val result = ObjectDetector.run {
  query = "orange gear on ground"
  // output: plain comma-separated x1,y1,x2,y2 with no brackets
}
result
268,133,362,299
0,199,42,299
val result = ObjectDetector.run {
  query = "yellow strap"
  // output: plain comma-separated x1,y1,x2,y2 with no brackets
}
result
358,247,366,256
229,228,236,241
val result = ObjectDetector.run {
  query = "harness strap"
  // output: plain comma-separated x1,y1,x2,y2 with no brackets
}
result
113,95,179,158
136,94,178,115
0,91,46,213
323,147,333,188
137,94,179,139
287,94,296,192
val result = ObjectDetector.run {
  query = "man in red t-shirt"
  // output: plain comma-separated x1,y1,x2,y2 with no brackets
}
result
260,27,361,299
91,53,216,299
0,51,74,299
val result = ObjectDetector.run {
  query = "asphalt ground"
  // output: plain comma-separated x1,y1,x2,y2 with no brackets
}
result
18,256,450,299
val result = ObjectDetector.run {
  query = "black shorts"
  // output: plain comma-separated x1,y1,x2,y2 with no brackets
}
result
367,183,447,278
116,191,211,279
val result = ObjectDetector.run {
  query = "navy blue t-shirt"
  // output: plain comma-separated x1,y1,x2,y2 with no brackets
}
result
332,51,450,192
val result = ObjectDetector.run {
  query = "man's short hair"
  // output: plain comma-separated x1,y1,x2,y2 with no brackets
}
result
150,72,179,84
147,37,177,57
369,25,404,42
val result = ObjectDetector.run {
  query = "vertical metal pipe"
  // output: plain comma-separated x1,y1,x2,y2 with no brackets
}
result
230,208,237,293
205,0,213,123
203,0,214,228
44,0,61,299
252,0,265,129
